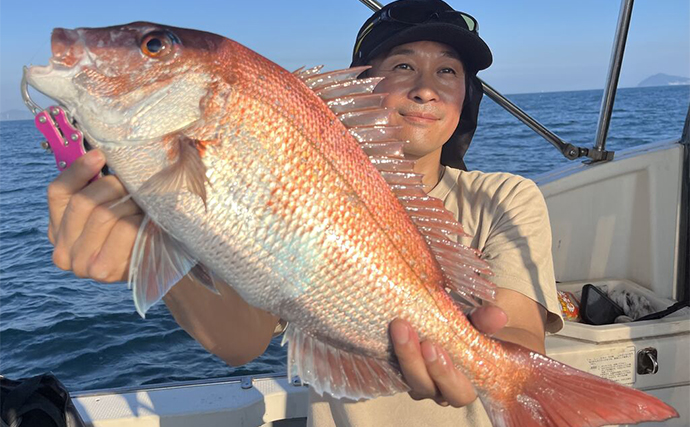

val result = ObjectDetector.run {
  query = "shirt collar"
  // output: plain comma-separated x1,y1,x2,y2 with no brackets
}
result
428,166,460,200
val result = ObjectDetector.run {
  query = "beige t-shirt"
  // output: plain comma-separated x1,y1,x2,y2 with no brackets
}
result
308,167,564,427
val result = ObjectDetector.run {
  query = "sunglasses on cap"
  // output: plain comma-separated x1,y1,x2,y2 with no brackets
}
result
353,3,479,58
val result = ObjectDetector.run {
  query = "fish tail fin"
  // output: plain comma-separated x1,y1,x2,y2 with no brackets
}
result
481,341,678,427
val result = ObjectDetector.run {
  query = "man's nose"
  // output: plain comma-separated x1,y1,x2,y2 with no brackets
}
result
409,73,439,103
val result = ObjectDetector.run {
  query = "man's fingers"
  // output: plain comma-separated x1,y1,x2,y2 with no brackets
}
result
422,343,477,408
469,305,508,335
54,175,131,266
47,150,106,235
70,199,142,277
88,214,143,283
392,318,481,408
390,319,437,398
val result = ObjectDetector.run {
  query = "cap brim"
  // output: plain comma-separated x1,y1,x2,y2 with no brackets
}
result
356,23,492,72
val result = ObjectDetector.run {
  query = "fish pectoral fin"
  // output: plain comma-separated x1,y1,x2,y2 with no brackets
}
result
136,133,211,209
283,324,409,401
129,215,197,318
188,263,220,295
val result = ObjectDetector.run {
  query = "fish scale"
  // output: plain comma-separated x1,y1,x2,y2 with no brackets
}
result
224,50,444,289
192,85,443,329
25,21,678,427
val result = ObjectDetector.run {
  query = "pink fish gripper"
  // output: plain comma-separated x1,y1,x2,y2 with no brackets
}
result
34,106,102,182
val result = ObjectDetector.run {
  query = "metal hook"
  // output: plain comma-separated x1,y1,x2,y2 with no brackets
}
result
21,67,44,116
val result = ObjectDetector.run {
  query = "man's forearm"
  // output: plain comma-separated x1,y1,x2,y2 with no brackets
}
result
490,288,548,354
163,275,280,366
493,326,545,353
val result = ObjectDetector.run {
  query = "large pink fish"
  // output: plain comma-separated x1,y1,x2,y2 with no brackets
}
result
25,22,677,426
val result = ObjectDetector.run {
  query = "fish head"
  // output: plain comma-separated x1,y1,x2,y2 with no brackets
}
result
25,22,225,146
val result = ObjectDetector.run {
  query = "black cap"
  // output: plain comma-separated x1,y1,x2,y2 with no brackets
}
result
350,0,492,170
351,0,492,73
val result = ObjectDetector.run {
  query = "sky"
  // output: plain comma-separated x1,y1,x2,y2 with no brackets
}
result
1,0,688,112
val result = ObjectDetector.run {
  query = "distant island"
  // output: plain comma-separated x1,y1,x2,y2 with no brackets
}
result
638,73,690,87
1,109,34,121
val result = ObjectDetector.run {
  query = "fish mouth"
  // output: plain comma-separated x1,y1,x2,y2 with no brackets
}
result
24,27,89,106
24,60,80,107
26,59,73,78
50,28,85,68
26,28,87,78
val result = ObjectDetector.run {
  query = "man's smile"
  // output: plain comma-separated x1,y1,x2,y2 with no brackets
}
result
399,111,440,124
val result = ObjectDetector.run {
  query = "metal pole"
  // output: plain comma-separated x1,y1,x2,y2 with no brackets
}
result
358,0,383,11
593,0,634,159
481,80,583,160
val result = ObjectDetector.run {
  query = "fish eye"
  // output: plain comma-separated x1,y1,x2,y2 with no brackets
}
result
140,31,174,58
147,38,163,53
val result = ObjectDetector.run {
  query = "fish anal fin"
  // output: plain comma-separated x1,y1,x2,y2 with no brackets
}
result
284,325,409,400
129,215,197,318
137,133,212,210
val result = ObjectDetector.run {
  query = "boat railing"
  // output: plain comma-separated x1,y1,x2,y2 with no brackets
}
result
678,104,690,303
70,372,303,398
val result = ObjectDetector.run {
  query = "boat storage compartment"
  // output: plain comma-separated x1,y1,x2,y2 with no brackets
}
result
538,140,689,426
546,278,690,427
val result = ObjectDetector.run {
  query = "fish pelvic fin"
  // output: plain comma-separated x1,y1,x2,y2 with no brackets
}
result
136,133,212,210
283,325,409,400
482,341,678,427
130,215,198,317
300,66,496,307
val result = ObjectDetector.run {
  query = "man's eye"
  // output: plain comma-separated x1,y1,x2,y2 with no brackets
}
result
393,63,413,70
439,67,457,75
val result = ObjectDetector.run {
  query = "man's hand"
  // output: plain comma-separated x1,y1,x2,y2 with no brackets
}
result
47,149,143,282
390,306,508,408
44,150,279,365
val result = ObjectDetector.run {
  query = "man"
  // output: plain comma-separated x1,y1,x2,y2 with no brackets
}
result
46,0,563,425
308,1,563,425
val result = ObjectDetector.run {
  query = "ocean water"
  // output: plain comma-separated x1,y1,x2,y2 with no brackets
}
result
1,85,688,393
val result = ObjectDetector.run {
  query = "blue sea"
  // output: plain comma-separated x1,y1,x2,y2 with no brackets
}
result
1,85,688,393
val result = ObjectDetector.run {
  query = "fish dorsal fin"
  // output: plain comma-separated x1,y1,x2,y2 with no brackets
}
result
293,65,324,78
301,66,371,90
129,215,199,317
283,325,409,400
305,67,496,306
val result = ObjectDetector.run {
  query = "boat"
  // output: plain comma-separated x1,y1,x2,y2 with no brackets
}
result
19,0,690,425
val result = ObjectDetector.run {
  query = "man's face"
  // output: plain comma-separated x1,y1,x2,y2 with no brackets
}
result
368,41,466,161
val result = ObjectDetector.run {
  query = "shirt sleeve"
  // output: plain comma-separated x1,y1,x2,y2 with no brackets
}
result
478,175,564,333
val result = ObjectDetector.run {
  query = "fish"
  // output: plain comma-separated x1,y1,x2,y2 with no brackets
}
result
24,22,678,427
